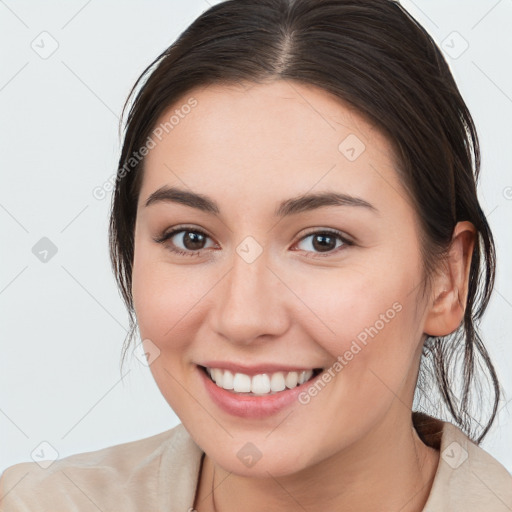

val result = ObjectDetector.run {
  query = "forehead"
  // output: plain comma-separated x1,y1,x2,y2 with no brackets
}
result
139,80,406,214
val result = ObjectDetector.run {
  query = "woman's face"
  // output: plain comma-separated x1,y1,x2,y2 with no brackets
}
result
132,80,432,476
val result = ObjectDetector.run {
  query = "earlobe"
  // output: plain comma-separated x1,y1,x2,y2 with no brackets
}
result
423,221,476,337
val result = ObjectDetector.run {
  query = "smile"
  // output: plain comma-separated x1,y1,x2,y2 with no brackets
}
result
204,366,322,395
198,364,326,418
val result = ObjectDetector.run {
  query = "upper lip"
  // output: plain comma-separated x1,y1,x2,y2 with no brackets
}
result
198,361,323,376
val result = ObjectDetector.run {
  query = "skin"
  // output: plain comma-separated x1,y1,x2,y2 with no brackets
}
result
131,80,475,511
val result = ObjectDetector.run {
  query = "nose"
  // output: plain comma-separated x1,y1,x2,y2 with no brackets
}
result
211,247,289,346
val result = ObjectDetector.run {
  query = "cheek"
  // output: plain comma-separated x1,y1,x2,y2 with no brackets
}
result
288,259,424,396
131,247,210,411
131,239,211,346
288,261,413,348
284,269,424,447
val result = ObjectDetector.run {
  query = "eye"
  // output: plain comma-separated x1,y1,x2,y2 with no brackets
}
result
153,226,217,257
154,226,352,258
293,229,352,257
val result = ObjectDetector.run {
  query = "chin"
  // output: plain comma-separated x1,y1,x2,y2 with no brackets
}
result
212,449,310,479
193,429,324,478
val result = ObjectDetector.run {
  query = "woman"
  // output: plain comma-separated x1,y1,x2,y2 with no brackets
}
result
1,0,511,510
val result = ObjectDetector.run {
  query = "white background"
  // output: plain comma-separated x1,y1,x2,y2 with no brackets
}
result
1,0,511,475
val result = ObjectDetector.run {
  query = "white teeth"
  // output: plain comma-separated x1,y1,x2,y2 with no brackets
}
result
206,367,316,395
270,372,286,392
211,368,223,387
251,374,271,395
222,370,234,390
299,370,313,385
285,371,299,389
233,373,252,393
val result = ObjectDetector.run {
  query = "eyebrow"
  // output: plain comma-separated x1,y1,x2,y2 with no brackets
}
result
144,185,378,217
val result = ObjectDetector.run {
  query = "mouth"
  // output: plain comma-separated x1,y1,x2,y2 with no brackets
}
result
199,365,324,396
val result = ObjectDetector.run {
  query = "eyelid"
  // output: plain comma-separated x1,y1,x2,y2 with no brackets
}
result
298,226,353,243
153,224,212,243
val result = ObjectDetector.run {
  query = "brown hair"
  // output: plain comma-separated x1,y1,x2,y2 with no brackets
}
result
109,0,500,442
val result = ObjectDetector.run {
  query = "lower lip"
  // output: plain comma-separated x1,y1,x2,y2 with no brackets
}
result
198,366,320,419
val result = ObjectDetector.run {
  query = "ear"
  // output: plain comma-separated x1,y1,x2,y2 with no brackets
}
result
423,221,476,337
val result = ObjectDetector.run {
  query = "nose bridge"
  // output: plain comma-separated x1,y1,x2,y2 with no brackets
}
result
213,240,287,344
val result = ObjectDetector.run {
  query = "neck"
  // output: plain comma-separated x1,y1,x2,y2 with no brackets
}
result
195,409,440,512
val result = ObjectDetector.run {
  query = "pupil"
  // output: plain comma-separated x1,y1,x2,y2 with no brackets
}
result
184,231,205,250
313,234,335,252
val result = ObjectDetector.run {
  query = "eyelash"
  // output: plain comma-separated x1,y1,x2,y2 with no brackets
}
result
153,225,353,258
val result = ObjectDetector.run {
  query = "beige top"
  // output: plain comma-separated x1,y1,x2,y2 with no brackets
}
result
1,413,511,511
